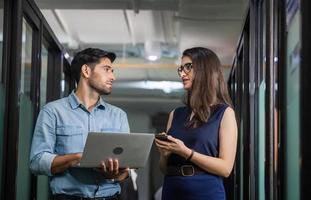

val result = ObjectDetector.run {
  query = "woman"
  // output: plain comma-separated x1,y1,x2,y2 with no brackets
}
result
155,47,237,200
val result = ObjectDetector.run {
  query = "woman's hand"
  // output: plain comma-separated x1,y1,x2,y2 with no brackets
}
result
155,138,172,158
155,135,192,159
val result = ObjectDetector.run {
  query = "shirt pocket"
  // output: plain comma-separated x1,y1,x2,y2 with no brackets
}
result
55,126,84,154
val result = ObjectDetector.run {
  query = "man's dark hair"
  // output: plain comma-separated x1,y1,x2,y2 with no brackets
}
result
70,48,116,84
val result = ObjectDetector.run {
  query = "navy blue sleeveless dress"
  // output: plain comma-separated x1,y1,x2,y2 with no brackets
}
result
162,104,229,200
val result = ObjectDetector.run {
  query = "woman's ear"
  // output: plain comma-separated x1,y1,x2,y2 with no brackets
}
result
81,64,91,79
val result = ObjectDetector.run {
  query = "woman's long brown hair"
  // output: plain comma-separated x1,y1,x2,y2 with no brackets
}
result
183,47,233,128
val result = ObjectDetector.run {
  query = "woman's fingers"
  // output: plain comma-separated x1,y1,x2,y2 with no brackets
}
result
155,138,174,145
156,143,172,151
167,135,178,143
155,136,185,155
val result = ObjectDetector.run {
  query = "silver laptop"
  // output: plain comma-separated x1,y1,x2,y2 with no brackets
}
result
78,132,154,168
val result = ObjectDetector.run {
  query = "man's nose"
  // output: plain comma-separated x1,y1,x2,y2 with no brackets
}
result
111,73,116,81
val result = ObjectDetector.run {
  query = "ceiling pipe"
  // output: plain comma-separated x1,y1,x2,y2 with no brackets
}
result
52,10,80,49
131,0,140,14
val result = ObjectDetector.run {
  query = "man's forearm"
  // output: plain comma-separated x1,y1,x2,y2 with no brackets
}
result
51,153,82,174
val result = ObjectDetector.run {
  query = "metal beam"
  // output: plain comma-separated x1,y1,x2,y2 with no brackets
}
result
123,10,136,46
35,0,179,10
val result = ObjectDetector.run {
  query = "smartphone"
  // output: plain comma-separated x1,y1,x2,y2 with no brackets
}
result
155,134,170,141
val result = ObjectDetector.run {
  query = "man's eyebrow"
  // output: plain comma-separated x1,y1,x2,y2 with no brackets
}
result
102,65,113,68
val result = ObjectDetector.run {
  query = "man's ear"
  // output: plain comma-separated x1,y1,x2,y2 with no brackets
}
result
81,64,91,79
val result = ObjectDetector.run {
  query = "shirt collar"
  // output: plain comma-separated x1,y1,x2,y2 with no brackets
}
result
97,96,106,109
68,91,106,110
68,91,81,109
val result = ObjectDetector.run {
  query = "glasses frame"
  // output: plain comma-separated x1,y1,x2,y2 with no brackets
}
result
177,63,193,76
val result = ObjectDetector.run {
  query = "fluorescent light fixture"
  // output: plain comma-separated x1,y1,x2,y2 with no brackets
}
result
147,55,159,61
114,81,183,94
64,52,70,59
145,41,161,61
274,56,278,63
61,80,65,92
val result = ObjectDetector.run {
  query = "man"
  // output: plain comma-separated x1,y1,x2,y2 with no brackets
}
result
30,48,130,200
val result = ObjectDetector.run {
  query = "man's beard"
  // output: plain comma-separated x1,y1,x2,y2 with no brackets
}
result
89,79,112,95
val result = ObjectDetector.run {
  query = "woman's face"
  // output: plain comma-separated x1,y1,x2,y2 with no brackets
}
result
179,56,194,90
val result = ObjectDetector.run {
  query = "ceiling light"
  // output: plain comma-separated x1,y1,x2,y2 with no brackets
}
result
114,81,183,94
144,41,161,61
64,52,70,59
147,55,159,61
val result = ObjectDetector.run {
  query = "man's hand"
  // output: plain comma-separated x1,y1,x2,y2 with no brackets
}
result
69,153,83,167
95,159,130,181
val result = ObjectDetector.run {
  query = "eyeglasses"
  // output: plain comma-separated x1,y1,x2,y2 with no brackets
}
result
177,63,193,76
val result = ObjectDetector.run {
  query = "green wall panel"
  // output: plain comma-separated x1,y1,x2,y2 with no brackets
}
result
285,9,300,200
16,94,34,200
37,176,49,200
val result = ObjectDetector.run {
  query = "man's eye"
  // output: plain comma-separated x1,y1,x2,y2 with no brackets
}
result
104,67,114,73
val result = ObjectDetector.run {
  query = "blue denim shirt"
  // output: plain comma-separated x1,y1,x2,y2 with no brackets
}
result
29,91,130,198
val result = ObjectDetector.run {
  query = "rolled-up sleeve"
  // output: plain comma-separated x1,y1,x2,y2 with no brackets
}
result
29,108,57,176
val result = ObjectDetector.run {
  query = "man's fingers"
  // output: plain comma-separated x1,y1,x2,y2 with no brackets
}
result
100,161,107,172
108,159,113,172
113,159,119,174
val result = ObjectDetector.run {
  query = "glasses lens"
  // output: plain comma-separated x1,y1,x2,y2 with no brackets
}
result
177,67,182,75
177,63,192,76
183,63,192,72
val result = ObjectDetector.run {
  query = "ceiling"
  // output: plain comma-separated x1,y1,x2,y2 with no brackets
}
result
34,0,248,113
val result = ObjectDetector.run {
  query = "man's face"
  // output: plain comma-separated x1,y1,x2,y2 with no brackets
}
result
88,57,116,95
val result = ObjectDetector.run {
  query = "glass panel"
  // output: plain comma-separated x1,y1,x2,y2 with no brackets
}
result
239,119,244,200
36,43,49,200
0,0,5,195
257,2,266,199
0,2,3,82
16,18,34,200
60,58,66,98
236,51,244,200
40,44,48,107
260,2,266,78
285,1,300,199
62,60,74,97
258,82,265,200
0,86,4,195
16,95,34,200
21,18,33,96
